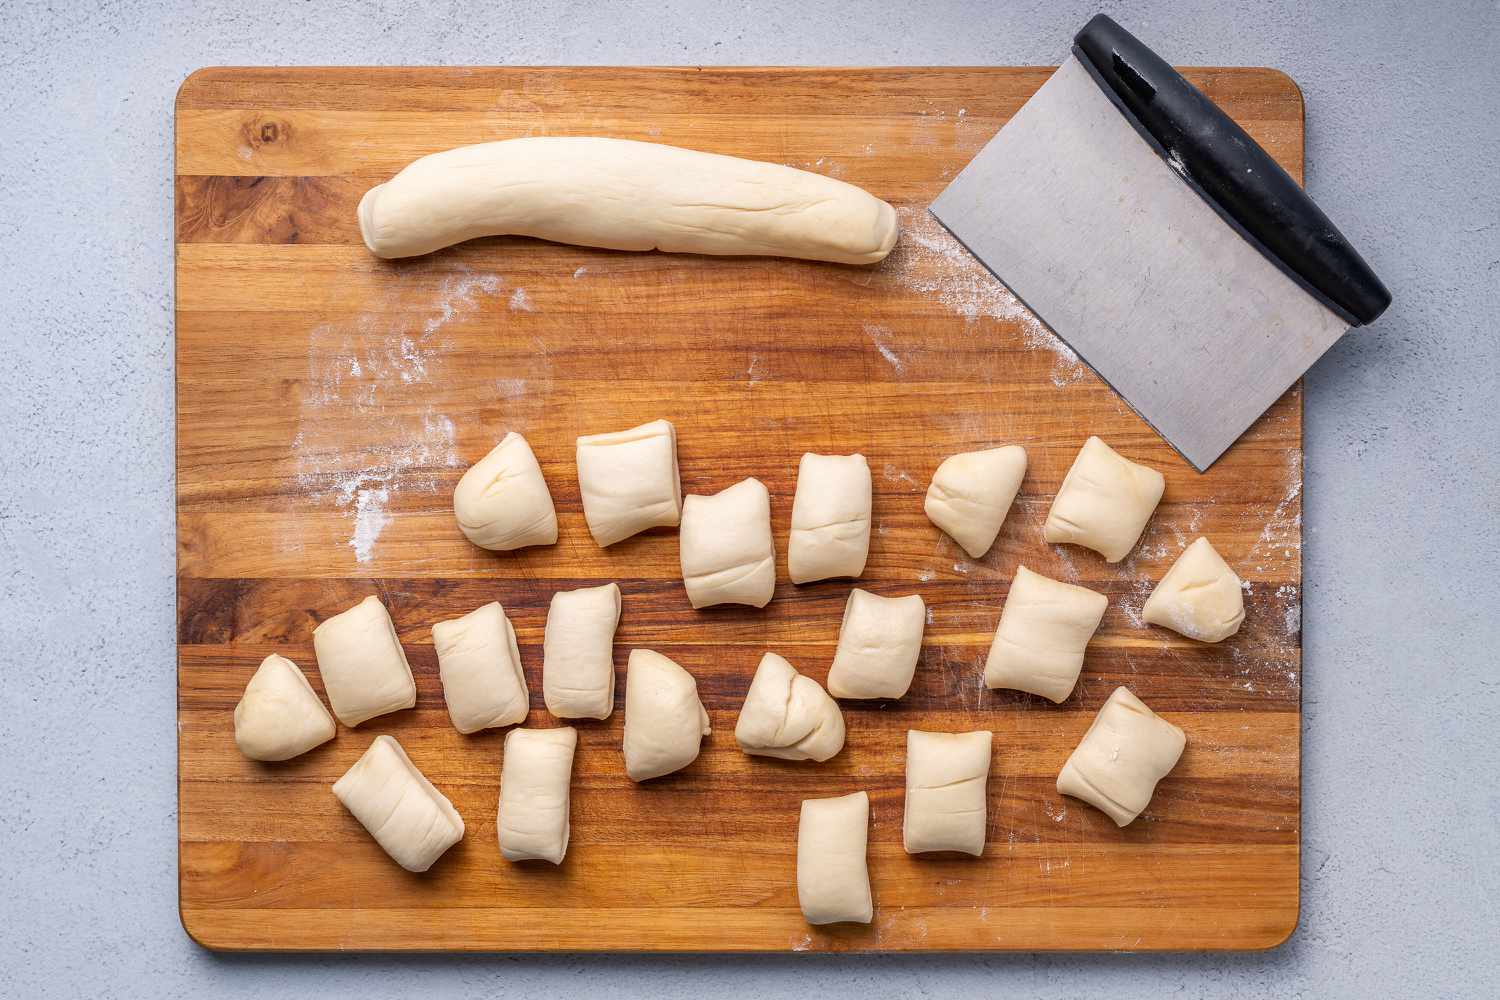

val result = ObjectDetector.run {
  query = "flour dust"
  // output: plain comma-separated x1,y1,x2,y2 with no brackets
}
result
296,269,504,563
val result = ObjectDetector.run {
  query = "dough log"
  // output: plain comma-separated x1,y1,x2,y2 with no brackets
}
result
1057,686,1186,827
1143,537,1246,642
433,601,530,734
679,477,776,609
358,136,899,265
498,727,578,865
232,654,336,761
733,652,845,762
312,596,416,727
826,588,927,700
788,452,872,584
797,791,873,925
452,432,558,551
983,565,1108,703
903,729,993,856
543,582,622,720
622,648,711,781
332,735,464,872
1044,436,1165,563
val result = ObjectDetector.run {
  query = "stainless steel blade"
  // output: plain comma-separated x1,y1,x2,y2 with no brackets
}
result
930,56,1348,471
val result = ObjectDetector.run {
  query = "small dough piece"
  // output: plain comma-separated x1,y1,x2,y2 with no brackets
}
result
312,596,416,727
543,583,622,720
497,727,578,864
679,477,776,609
576,419,682,547
1057,686,1186,826
798,791,873,925
358,136,898,265
622,649,711,781
924,445,1027,558
452,432,558,551
733,652,845,762
1044,436,1166,562
788,453,872,583
332,735,464,872
233,654,336,761
983,565,1109,703
826,588,927,700
903,730,993,856
1143,537,1246,642
433,602,529,734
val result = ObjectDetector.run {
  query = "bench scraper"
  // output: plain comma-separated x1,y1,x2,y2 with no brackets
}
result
929,15,1390,470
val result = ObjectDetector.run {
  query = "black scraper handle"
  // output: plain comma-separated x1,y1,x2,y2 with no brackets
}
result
1074,14,1390,325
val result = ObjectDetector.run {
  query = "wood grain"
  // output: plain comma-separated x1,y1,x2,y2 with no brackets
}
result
176,66,1303,951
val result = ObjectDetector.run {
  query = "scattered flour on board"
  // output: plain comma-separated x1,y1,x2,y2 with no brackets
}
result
746,354,767,385
863,324,906,374
572,266,589,279
917,568,935,583
888,207,1087,386
296,269,502,562
509,287,537,312
882,463,917,490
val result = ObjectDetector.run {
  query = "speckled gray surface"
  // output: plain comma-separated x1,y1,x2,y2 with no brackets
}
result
1,0,1496,996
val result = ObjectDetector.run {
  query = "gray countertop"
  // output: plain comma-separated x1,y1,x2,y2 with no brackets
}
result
2,1,1495,996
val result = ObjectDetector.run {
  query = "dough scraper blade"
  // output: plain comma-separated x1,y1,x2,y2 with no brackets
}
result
929,15,1389,471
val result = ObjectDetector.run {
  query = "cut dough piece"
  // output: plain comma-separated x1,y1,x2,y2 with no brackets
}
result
622,649,711,781
679,477,776,609
358,136,899,265
433,602,529,734
1057,686,1186,826
1143,537,1246,642
332,735,464,872
788,453,872,583
798,791,873,925
984,565,1108,703
826,588,926,700
903,730,993,856
576,419,682,547
312,596,416,727
924,445,1027,558
543,583,622,720
233,654,336,761
734,652,845,762
452,432,558,551
497,727,578,864
1044,436,1165,562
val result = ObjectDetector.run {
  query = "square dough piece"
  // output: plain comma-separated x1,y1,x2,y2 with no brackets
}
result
903,729,993,856
312,596,417,727
543,583,622,720
924,445,1027,558
332,735,465,872
788,452,872,583
678,477,776,608
233,654,336,761
826,588,926,700
575,419,682,547
1043,436,1165,563
983,565,1108,703
1057,686,1186,827
452,431,558,551
433,601,529,734
1143,537,1246,642
798,791,873,925
497,727,578,864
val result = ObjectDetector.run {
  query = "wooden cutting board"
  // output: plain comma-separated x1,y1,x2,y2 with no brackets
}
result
176,67,1303,952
